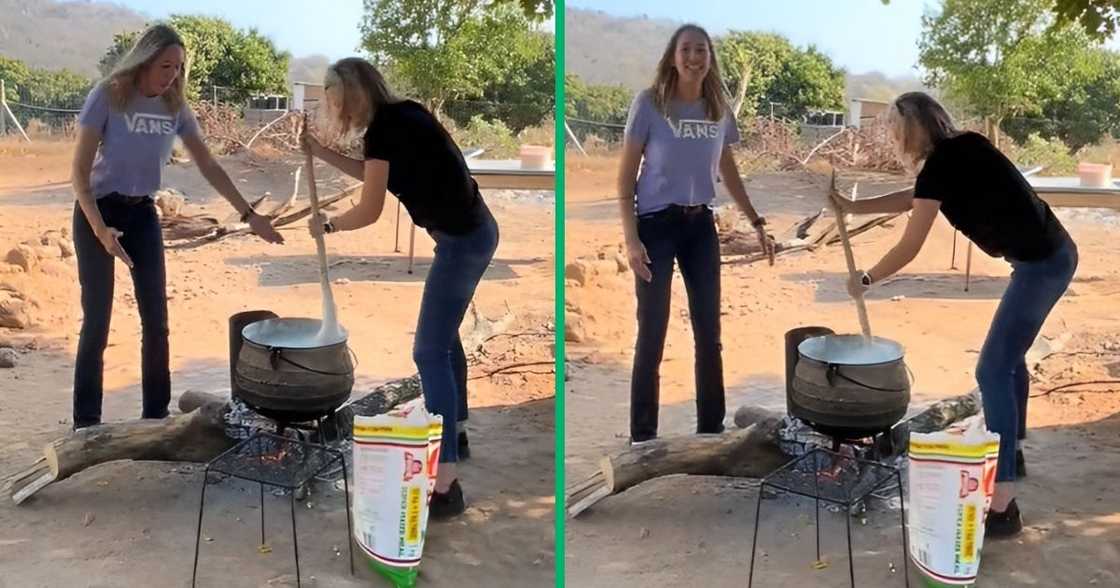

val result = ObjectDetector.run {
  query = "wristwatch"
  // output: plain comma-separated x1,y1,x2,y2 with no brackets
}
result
860,271,873,287
752,216,767,228
323,218,336,234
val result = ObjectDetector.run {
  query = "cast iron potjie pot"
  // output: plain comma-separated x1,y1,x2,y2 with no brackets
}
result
789,334,910,440
234,317,355,422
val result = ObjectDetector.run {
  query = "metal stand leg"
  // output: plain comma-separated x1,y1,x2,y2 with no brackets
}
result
897,472,911,587
747,483,765,587
260,482,267,546
845,507,856,588
814,463,822,561
407,222,416,274
291,493,302,588
191,469,210,588
965,241,973,291
950,230,958,269
341,456,355,575
394,200,402,253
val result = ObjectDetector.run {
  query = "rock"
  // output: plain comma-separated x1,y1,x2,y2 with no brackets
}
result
566,260,591,287
5,245,38,272
154,189,186,218
565,313,587,343
0,348,17,368
57,239,75,258
0,290,29,329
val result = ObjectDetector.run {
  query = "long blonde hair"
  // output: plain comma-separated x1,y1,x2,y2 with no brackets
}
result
321,58,400,141
104,24,188,113
889,92,960,169
651,24,729,122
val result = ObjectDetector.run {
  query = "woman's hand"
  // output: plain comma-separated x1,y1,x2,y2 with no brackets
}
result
96,227,133,268
298,120,320,156
847,270,871,299
626,236,652,282
247,212,284,244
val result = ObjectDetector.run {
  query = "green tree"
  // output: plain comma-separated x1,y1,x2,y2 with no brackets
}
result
99,15,290,103
716,32,845,122
885,0,1120,39
452,32,554,131
0,55,33,93
918,0,1099,146
360,1,544,116
564,74,632,124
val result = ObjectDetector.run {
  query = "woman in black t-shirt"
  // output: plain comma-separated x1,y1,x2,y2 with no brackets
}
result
300,58,499,520
831,92,1078,539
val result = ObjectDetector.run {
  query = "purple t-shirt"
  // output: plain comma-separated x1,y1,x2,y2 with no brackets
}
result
77,82,200,199
624,89,741,215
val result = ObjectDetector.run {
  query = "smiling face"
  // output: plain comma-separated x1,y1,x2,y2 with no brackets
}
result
673,29,711,87
140,45,184,97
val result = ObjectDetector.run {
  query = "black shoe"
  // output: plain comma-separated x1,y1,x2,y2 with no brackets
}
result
1016,449,1027,478
458,430,470,460
985,499,1023,539
429,479,466,520
73,419,101,431
629,435,657,447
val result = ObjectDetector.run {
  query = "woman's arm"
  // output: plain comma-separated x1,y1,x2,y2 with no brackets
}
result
316,159,389,234
833,186,915,215
179,132,283,243
72,125,133,267
864,197,940,284
310,140,365,181
617,137,652,282
718,147,763,222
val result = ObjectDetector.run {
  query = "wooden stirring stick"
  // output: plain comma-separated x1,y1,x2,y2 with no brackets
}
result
828,169,873,343
302,113,342,338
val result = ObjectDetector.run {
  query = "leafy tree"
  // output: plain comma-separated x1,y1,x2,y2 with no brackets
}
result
99,15,290,103
716,32,845,122
564,74,632,124
918,0,1099,146
360,0,544,116
884,0,1120,39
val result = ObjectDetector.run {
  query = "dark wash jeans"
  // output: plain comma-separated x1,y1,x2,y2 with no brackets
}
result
630,204,725,442
413,204,499,463
978,234,1078,482
72,194,170,427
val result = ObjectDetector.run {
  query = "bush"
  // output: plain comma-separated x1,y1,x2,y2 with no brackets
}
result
1006,133,1078,175
453,115,520,158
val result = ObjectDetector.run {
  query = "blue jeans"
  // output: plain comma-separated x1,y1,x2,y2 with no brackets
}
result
414,206,498,463
978,235,1077,482
630,205,725,442
72,195,170,427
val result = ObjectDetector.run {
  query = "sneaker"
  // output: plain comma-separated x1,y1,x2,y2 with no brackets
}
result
629,436,657,447
429,479,466,520
1016,449,1027,478
458,430,470,460
73,419,101,431
984,499,1023,539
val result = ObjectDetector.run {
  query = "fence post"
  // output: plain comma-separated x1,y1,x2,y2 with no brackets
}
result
0,79,7,136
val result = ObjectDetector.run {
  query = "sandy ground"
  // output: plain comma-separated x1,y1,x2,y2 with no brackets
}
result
563,153,1120,586
0,138,555,587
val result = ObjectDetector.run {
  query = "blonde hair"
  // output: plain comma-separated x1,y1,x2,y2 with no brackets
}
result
651,24,729,122
321,58,400,142
104,24,188,113
889,92,960,169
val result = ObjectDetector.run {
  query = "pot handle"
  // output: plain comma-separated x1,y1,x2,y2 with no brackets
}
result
266,346,359,377
826,363,908,393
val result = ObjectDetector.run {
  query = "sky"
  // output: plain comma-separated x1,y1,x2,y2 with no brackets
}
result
568,0,935,78
114,0,371,61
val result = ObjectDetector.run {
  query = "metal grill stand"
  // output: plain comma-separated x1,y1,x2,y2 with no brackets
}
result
747,447,910,588
191,431,354,587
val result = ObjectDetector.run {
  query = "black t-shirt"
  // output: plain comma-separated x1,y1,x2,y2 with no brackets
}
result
914,132,1067,261
363,100,485,235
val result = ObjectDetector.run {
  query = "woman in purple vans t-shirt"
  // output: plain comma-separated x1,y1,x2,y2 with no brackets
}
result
617,24,774,444
70,24,282,429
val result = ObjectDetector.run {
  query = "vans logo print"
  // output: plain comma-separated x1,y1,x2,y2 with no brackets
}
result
124,112,176,135
667,117,721,140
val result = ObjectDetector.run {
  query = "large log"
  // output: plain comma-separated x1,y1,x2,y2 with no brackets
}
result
566,393,981,519
3,378,422,505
